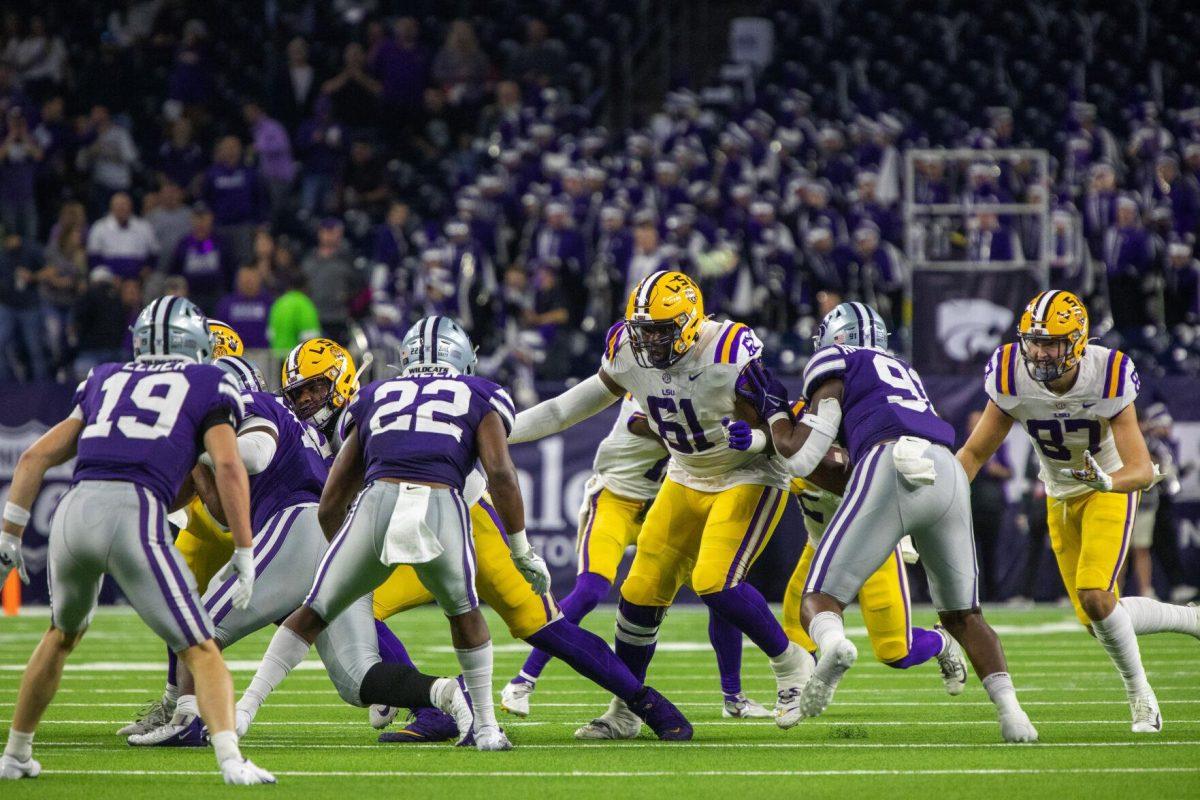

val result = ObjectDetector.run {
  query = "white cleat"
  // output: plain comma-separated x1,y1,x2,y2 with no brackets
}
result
723,693,773,718
574,697,642,740
500,680,533,717
0,754,41,780
473,725,513,751
935,626,968,696
998,709,1039,743
799,639,857,719
221,758,277,785
369,704,399,729
1131,691,1163,734
431,677,475,744
116,698,174,736
235,708,254,739
772,642,816,729
127,715,194,746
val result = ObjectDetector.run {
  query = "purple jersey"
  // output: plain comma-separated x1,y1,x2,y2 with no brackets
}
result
802,345,954,463
345,374,515,490
242,391,331,532
73,361,245,505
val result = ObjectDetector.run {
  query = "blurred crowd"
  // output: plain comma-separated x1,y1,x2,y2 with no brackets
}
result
1,1,1200,399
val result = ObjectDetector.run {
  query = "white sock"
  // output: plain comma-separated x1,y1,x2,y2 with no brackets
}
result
173,694,198,724
238,626,311,718
934,627,952,657
982,672,1021,714
209,730,242,767
1092,604,1151,697
162,682,179,707
516,670,537,686
767,641,805,681
807,611,846,656
3,728,34,762
455,641,496,731
1120,596,1200,637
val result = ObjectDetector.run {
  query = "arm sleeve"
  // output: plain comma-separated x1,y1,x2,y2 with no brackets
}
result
236,429,277,475
508,374,620,443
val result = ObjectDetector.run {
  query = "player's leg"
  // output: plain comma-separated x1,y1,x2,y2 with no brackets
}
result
707,607,771,717
364,564,438,731
1112,500,1200,636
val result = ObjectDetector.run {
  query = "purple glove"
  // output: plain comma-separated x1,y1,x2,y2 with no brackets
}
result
735,359,792,422
722,417,754,451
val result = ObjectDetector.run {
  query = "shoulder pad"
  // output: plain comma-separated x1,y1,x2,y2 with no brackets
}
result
986,343,1020,397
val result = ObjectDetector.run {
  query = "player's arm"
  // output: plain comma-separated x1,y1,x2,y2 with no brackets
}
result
318,425,366,539
507,368,624,443
191,464,226,525
204,421,260,609
805,446,852,495
477,410,551,593
1105,405,1155,492
170,472,196,512
767,378,845,477
956,401,1013,482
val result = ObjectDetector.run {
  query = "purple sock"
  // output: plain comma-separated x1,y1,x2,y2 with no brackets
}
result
519,573,612,681
700,583,789,658
525,618,641,701
374,619,416,669
166,648,178,689
885,627,946,669
708,609,744,697
614,598,666,683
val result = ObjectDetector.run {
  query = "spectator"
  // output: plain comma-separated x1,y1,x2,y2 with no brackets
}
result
156,118,205,194
272,37,319,132
523,262,571,376
321,42,382,132
624,213,669,300
215,265,273,350
479,80,525,141
75,105,139,216
3,15,69,98
966,212,1023,263
243,100,296,219
1148,154,1200,239
169,202,231,314
300,218,360,342
371,17,429,134
372,199,418,272
295,95,346,217
31,95,69,208
201,135,268,266
509,18,565,88
0,232,48,381
86,192,158,281
0,105,43,241
342,137,391,218
1163,240,1200,329
168,19,214,111
145,181,191,271
72,266,127,380
42,205,88,371
1103,196,1155,333
966,409,1014,601
267,270,321,357
431,20,491,110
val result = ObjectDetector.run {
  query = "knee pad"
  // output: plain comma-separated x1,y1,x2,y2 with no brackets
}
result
615,597,666,648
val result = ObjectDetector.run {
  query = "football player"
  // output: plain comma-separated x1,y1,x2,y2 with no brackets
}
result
742,301,1037,743
502,393,774,720
958,290,1199,733
0,298,274,784
507,271,814,737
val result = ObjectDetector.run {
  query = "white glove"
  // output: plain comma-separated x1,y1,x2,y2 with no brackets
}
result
0,533,29,585
508,530,551,595
899,535,920,565
1058,450,1113,492
893,436,936,487
215,547,255,610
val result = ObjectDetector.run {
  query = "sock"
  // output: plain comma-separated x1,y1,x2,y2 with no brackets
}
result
358,662,438,709
520,573,611,681
374,619,417,668
1120,596,1200,637
209,730,242,766
238,626,311,718
982,671,1020,714
807,610,846,656
174,693,198,724
700,583,789,658
526,618,641,701
3,728,34,762
455,641,496,730
614,598,666,683
884,627,946,669
165,649,179,705
707,609,744,696
1092,603,1152,697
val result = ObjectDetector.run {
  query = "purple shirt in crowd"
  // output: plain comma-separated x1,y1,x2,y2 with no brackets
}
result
214,291,273,349
201,164,268,226
171,234,232,296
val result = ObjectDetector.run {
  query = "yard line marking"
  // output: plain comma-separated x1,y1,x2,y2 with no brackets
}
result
40,699,1200,709
39,767,1200,778
17,719,1200,727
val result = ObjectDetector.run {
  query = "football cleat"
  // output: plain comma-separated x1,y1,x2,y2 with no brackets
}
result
220,758,277,785
500,678,534,717
127,715,207,747
1131,691,1163,734
431,677,475,746
378,708,459,744
772,641,816,729
473,725,513,751
935,625,968,696
369,704,399,730
723,692,773,719
116,698,175,736
799,639,857,719
998,709,1039,743
0,754,40,780
574,697,642,740
628,687,693,740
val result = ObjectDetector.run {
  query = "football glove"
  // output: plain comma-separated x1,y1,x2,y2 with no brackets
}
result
722,417,766,452
1058,451,1113,493
508,530,551,595
215,547,256,610
0,533,29,585
735,360,792,423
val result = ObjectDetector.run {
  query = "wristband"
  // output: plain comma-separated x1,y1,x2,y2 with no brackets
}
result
746,429,768,453
3,502,31,527
508,529,531,556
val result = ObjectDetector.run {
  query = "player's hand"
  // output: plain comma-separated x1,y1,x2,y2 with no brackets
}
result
216,547,256,610
1058,451,1113,492
722,417,755,451
899,535,920,565
512,550,552,595
736,360,791,422
0,533,29,585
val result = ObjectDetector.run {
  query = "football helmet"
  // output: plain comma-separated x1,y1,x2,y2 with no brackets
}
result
396,315,477,376
813,301,888,351
1017,290,1087,382
281,338,359,427
215,355,267,393
209,319,244,359
131,296,211,363
624,270,704,369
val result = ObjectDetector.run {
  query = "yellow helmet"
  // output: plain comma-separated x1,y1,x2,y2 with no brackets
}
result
208,319,244,359
1017,290,1088,382
281,338,359,428
624,270,704,369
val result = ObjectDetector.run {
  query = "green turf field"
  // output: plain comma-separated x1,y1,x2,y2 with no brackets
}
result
1,604,1197,799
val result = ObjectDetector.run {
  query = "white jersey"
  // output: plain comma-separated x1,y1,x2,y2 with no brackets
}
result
592,394,669,500
984,342,1139,500
601,317,792,492
792,479,842,547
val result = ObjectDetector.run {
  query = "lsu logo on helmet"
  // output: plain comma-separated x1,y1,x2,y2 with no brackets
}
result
209,319,244,359
282,338,359,427
1017,290,1088,382
624,270,705,369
